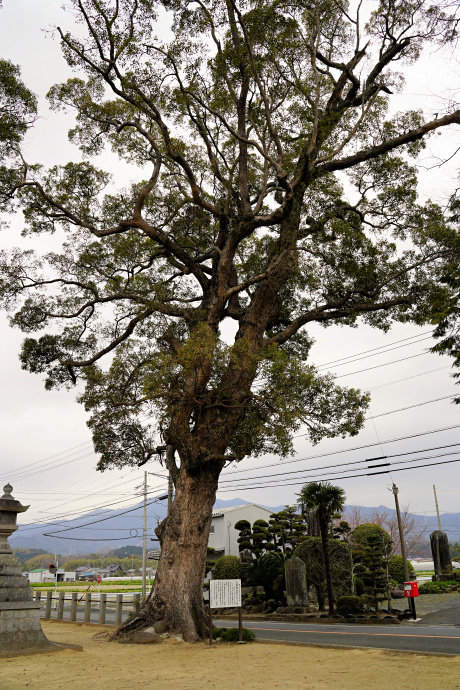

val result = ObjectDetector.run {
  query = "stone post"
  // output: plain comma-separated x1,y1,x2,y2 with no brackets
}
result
84,592,92,623
115,594,123,627
0,483,56,655
70,592,78,622
430,530,453,581
99,592,106,625
279,556,309,614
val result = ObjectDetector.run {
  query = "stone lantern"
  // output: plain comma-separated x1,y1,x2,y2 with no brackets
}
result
0,483,56,655
0,483,29,554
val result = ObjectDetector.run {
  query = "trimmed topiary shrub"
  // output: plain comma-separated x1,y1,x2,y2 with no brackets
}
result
354,577,365,596
388,555,413,585
336,595,364,616
352,523,391,551
212,627,256,642
213,555,241,580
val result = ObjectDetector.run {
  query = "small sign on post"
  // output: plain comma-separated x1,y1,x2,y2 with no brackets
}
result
49,563,58,599
97,573,101,584
208,579,242,646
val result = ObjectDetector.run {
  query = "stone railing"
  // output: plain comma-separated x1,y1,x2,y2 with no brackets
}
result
34,591,141,626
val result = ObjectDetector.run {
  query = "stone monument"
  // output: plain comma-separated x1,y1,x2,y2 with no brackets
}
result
278,555,309,614
0,483,71,656
430,530,453,582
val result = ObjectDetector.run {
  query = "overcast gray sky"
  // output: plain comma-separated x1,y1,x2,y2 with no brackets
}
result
1,1,460,535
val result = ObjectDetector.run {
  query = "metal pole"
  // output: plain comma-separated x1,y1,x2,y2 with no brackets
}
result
142,470,147,600
433,484,442,531
392,483,416,620
238,606,243,642
208,604,213,646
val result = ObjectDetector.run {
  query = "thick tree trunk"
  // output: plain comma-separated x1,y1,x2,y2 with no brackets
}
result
112,460,222,642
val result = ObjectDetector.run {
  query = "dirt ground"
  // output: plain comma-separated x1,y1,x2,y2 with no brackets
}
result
1,622,460,690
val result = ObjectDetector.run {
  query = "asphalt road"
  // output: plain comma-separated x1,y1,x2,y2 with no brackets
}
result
40,602,460,655
213,618,460,656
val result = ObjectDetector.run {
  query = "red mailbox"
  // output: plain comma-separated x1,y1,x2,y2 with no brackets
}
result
404,581,419,598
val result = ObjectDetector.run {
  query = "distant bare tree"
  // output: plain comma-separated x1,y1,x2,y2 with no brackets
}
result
341,506,365,531
342,505,428,557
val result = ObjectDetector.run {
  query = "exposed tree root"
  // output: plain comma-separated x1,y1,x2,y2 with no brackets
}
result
109,611,153,641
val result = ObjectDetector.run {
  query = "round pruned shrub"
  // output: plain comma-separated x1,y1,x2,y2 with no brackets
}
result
388,555,413,585
352,523,391,551
212,627,256,642
336,595,364,616
212,555,240,580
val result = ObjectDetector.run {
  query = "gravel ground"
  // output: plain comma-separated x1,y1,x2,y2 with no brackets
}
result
410,593,460,616
397,592,460,625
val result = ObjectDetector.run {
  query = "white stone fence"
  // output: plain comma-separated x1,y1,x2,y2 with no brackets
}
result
34,590,140,626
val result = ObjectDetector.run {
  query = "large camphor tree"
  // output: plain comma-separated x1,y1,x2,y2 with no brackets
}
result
1,0,460,640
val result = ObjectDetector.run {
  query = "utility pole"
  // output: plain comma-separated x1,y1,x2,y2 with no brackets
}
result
392,483,416,620
433,484,442,531
142,470,147,600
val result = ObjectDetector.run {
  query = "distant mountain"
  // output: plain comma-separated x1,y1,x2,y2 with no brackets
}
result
12,498,460,555
343,504,460,541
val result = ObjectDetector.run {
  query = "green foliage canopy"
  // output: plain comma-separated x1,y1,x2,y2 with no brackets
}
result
0,0,459,476
0,58,37,214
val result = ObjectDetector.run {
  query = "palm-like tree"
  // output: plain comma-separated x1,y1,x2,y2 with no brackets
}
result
297,482,345,614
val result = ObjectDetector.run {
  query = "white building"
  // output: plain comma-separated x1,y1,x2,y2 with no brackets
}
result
207,504,274,559
27,568,76,583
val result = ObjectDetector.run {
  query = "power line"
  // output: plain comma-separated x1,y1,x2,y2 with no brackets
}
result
316,331,433,369
3,412,153,481
218,454,460,492
220,449,460,489
369,394,455,419
225,422,460,478
2,440,93,476
18,481,167,532
43,494,167,539
219,442,460,484
335,351,428,378
369,366,450,390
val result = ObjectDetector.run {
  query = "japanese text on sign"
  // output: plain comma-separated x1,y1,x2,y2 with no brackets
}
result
209,579,241,608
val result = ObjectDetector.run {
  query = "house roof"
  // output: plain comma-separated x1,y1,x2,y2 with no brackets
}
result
211,503,273,517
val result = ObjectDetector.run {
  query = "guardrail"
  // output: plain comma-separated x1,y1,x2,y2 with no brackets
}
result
34,590,142,626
